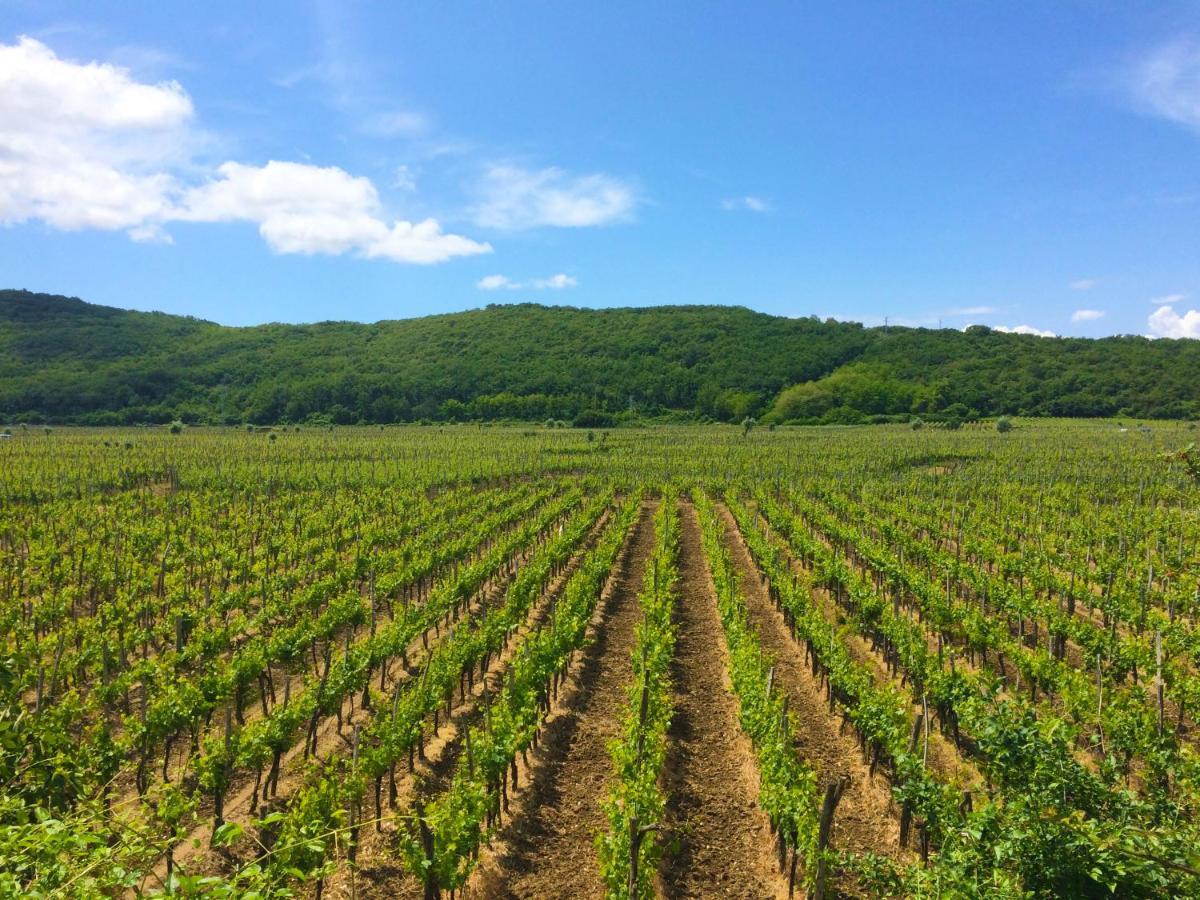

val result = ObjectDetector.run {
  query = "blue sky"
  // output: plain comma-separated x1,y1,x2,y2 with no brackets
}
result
2,2,1200,338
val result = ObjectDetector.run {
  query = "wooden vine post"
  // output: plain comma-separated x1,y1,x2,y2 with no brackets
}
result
417,801,439,900
1155,631,1165,737
813,777,848,900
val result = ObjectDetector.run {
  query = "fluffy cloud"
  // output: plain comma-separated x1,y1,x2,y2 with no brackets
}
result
179,161,489,263
1127,38,1200,131
721,195,770,212
0,36,191,236
0,37,489,263
1071,309,1105,322
476,272,577,291
994,324,1057,338
473,164,636,230
1148,304,1200,338
477,274,513,290
1070,278,1098,290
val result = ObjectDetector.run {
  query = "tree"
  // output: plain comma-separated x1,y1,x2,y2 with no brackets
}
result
1169,444,1200,482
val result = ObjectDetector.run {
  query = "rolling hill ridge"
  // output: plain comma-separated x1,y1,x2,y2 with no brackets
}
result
1,289,1197,424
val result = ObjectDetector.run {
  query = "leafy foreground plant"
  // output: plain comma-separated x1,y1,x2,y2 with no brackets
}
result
597,491,679,899
691,490,822,896
398,494,642,895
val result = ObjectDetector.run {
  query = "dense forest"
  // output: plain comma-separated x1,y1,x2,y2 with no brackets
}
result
1,289,1198,425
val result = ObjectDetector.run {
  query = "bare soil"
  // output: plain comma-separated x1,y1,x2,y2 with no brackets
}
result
657,501,785,899
469,500,658,899
713,502,904,881
335,507,622,900
150,504,602,894
743,501,982,793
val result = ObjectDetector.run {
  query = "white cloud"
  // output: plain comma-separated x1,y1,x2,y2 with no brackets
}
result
1070,278,1099,290
531,273,577,289
473,164,636,230
1071,308,1105,322
1127,38,1200,131
477,274,514,290
1151,292,1186,305
1148,304,1200,338
361,110,427,138
994,324,1058,338
0,36,191,234
0,37,490,264
947,305,996,316
476,272,577,291
0,36,193,132
179,161,490,263
721,195,770,212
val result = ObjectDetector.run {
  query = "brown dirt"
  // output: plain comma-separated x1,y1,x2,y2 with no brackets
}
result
714,502,905,879
468,500,658,899
657,501,785,899
744,502,982,793
148,503,596,892
323,506,623,900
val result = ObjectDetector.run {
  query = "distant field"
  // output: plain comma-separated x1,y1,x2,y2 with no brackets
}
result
2,421,1198,898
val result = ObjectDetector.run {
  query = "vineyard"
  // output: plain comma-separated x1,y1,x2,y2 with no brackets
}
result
2,421,1199,898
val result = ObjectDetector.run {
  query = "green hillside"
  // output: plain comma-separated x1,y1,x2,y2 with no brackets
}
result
1,289,1197,424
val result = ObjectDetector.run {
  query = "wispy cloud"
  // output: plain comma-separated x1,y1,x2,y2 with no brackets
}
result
392,164,416,192
1124,37,1200,131
1070,278,1099,290
1148,305,1200,338
275,2,431,143
360,110,427,138
472,164,637,230
1151,292,1186,305
721,195,770,212
1071,308,1105,322
994,324,1057,338
946,305,996,316
477,272,577,291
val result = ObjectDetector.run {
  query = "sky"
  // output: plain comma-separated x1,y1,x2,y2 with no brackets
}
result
1,2,1200,338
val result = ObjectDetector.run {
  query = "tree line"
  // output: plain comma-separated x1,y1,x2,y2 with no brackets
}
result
2,290,1198,425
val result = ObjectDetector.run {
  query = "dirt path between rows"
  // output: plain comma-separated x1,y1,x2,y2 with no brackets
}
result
150,504,593,893
658,501,783,899
743,500,982,793
331,507,622,900
714,501,904,879
471,501,657,899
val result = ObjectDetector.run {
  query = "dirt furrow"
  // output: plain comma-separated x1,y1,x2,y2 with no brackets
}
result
743,501,982,792
714,501,904,872
470,501,657,900
658,501,783,899
325,507,622,899
153,505,595,890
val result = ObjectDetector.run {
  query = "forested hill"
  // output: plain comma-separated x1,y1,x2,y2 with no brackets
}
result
1,289,1198,425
